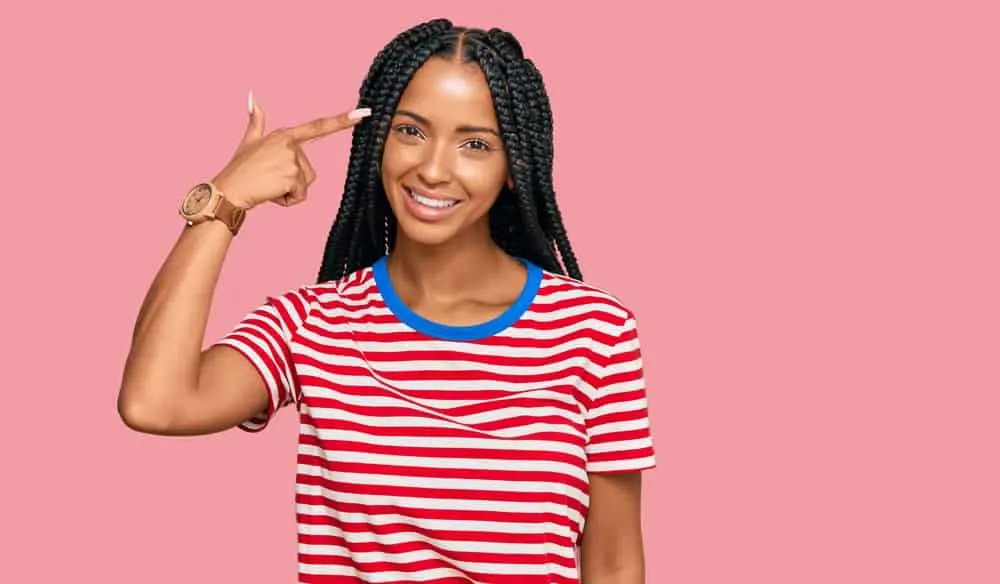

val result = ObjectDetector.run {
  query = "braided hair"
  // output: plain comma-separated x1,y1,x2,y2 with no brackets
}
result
316,18,582,283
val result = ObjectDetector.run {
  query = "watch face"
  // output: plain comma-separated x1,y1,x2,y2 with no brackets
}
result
182,184,213,216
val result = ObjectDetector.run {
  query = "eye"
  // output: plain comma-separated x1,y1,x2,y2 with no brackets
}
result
464,138,492,152
393,124,424,139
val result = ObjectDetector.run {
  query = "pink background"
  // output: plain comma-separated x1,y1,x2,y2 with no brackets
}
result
2,0,998,582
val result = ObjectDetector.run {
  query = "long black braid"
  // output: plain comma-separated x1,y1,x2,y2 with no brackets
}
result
317,19,582,283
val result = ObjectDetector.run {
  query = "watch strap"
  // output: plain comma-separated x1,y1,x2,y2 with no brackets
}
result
214,193,247,236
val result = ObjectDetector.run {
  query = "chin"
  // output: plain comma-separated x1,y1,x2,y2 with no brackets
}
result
394,216,464,248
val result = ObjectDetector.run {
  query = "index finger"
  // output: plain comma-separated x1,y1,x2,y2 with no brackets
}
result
287,108,372,143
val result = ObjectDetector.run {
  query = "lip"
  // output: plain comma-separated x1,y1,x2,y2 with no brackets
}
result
402,186,463,222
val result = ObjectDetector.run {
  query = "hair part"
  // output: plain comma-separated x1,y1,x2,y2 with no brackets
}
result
316,18,582,283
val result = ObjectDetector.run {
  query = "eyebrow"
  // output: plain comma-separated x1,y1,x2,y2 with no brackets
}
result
395,109,500,137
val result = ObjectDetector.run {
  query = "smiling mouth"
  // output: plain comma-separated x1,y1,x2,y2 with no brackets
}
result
405,187,460,209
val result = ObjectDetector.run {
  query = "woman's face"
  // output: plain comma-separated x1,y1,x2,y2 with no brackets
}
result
380,56,510,249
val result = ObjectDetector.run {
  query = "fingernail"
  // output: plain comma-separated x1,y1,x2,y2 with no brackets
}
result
247,90,254,114
348,107,371,120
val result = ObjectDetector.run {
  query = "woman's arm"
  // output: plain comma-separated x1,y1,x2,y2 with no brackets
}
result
117,101,366,436
579,471,647,583
117,216,270,436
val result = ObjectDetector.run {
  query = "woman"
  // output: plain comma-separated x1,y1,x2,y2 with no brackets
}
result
119,18,656,584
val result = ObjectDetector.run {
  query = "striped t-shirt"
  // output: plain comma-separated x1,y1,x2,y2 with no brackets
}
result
216,255,656,583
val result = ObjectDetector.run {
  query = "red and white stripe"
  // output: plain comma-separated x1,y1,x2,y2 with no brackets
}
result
217,265,656,583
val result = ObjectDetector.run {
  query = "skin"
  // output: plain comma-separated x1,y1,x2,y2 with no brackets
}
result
116,104,364,436
580,472,647,583
117,55,645,582
379,56,528,327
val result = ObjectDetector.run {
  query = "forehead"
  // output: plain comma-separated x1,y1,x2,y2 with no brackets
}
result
395,57,498,126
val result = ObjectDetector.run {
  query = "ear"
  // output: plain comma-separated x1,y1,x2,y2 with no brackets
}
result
507,176,514,190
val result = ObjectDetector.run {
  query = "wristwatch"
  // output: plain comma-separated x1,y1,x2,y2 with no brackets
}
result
179,182,246,236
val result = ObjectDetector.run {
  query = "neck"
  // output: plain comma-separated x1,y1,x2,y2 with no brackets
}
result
386,227,513,301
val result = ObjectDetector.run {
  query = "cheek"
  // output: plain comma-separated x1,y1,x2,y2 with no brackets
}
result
379,141,412,181
454,157,508,203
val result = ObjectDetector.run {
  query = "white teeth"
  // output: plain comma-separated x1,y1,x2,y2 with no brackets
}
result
409,190,457,209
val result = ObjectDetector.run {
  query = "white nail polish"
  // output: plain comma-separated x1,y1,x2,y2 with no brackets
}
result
348,107,372,120
247,90,254,114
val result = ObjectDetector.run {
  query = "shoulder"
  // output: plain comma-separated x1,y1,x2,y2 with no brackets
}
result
312,263,379,301
266,263,379,316
535,269,638,328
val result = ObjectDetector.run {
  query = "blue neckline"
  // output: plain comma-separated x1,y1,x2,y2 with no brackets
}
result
372,255,542,342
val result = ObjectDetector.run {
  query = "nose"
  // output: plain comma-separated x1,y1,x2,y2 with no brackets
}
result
416,142,453,186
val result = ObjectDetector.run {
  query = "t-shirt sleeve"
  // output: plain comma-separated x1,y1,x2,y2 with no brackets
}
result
585,311,657,474
212,286,315,433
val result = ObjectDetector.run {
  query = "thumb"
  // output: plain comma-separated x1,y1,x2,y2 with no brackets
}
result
242,89,265,142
